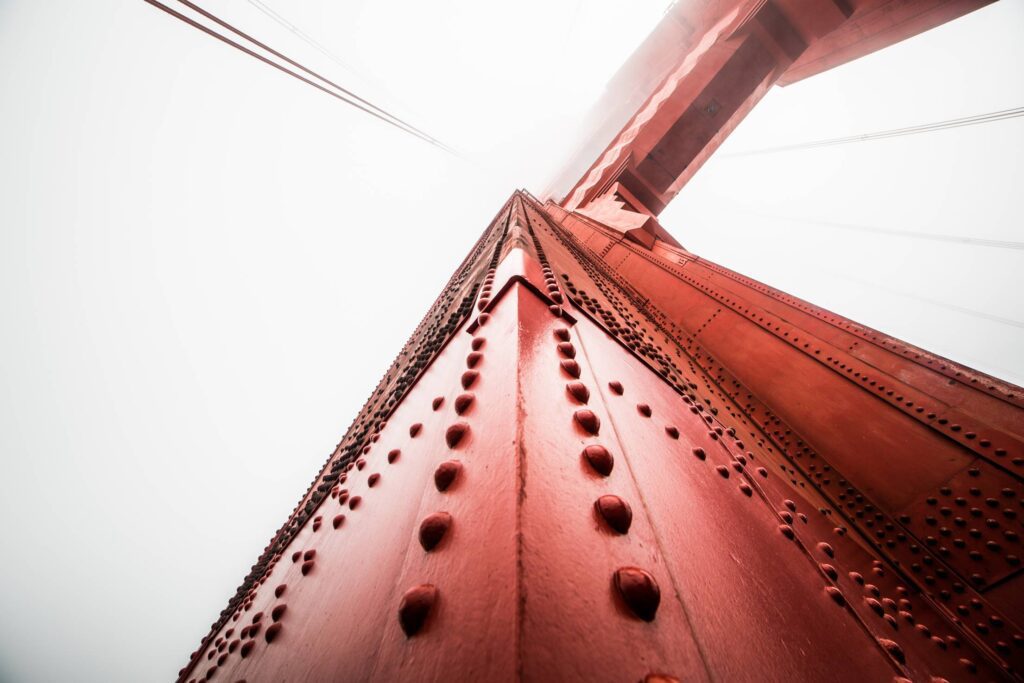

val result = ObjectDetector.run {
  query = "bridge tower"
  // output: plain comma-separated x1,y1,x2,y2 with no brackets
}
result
178,1,1023,681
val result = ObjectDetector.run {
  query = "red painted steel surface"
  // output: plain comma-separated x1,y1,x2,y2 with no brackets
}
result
179,193,1023,681
177,3,1017,679
550,0,993,215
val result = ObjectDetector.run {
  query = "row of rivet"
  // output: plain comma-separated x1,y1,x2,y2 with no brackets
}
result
528,197,1015,679
525,199,1012,677
179,200,522,680
397,291,490,638
555,325,666,660
695,344,1024,659
694,256,1020,406
183,208,520,680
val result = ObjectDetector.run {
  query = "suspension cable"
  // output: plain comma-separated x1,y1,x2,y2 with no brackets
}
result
725,106,1024,157
143,0,452,152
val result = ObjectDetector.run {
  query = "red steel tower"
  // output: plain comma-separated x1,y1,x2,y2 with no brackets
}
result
179,1,1023,681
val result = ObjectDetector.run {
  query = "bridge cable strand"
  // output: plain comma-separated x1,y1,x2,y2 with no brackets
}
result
142,0,452,152
241,0,432,139
175,0,452,152
244,0,355,72
725,106,1024,157
731,209,1024,251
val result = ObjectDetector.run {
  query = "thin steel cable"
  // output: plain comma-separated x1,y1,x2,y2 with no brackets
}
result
724,106,1024,157
241,0,432,149
244,0,354,72
174,0,453,152
822,269,1024,330
143,0,451,151
737,209,1024,251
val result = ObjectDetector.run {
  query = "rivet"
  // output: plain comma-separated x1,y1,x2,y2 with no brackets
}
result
877,638,905,664
409,423,422,438
301,560,314,575
757,467,768,477
454,392,475,415
608,381,624,395
398,584,438,637
445,422,470,448
554,328,570,342
239,641,254,658
784,499,797,511
434,460,462,491
614,567,660,621
271,604,287,622
349,495,362,509
264,622,282,643
479,312,491,325
466,352,483,368
665,426,679,439
739,483,752,496
820,563,838,580
637,403,652,417
779,524,795,539
825,586,846,606
303,549,316,561
560,359,581,378
461,371,479,389
332,514,345,529
692,447,706,460
388,449,400,464
566,381,590,404
471,337,486,351
716,465,730,478
582,445,614,476
574,409,601,435
274,584,287,598
817,542,835,558
432,396,444,411
595,495,632,533
557,342,577,359
419,512,453,551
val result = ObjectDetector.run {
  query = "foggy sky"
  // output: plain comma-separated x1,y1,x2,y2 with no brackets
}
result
0,1,1021,681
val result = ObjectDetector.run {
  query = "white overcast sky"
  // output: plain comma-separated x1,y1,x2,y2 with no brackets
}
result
0,1,1021,681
